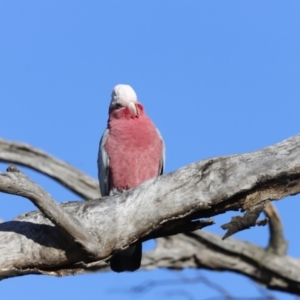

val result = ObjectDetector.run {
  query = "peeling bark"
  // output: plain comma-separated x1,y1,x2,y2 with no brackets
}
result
221,202,268,239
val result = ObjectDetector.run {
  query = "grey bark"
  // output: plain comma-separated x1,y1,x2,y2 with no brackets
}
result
0,135,300,295
144,231,300,295
1,165,99,256
264,202,288,256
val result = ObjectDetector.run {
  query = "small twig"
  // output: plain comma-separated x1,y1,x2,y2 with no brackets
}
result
221,203,268,240
165,290,195,300
264,202,288,256
186,273,233,300
129,273,234,300
0,165,99,256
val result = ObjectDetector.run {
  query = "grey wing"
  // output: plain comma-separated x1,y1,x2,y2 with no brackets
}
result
156,128,165,175
97,128,110,197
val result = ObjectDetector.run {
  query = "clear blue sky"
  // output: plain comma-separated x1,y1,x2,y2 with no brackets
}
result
1,1,299,299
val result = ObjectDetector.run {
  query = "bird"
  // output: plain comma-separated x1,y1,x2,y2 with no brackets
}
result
97,84,165,272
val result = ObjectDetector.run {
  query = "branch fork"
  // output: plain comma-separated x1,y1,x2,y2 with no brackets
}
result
2,165,100,257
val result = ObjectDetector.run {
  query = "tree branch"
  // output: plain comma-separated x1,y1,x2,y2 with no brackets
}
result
142,232,300,295
0,165,100,256
221,202,268,239
0,135,300,295
264,202,288,256
0,138,99,199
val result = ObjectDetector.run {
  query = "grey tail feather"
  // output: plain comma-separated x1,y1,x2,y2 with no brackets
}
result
110,243,142,273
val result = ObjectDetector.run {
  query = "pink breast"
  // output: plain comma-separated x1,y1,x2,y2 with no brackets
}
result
105,112,163,192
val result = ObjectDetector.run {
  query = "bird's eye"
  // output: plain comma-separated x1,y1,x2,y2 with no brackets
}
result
115,103,123,109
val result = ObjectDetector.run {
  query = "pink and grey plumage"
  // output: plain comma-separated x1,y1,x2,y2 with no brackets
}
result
98,84,165,272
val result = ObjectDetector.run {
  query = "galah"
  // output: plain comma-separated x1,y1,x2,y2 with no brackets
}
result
97,84,165,272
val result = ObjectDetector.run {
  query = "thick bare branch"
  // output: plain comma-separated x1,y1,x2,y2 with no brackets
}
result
0,165,99,256
0,138,99,199
1,134,300,295
1,229,299,295
143,232,300,295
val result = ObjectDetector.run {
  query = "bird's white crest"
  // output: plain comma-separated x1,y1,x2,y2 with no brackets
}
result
110,84,138,109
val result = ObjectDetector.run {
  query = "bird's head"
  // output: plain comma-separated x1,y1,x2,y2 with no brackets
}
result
109,84,140,118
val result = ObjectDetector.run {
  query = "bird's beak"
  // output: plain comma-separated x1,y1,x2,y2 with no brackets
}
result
128,102,139,117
